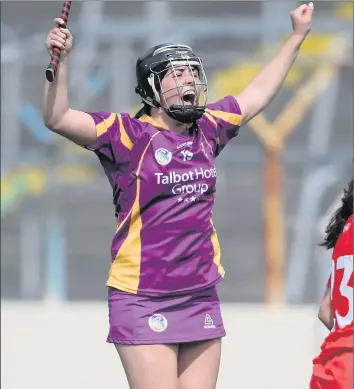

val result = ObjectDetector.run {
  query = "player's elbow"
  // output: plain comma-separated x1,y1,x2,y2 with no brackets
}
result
317,289,334,330
318,306,334,331
317,308,326,322
43,114,58,134
43,118,55,132
43,114,62,133
43,107,70,133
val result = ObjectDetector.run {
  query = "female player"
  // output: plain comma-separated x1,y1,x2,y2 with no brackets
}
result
43,3,314,389
310,179,353,389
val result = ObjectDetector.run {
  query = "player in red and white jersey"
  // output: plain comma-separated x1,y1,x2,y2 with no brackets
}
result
310,179,353,389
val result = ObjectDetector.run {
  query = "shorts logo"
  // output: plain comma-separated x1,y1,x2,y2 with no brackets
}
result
155,148,172,166
148,314,168,332
204,314,216,329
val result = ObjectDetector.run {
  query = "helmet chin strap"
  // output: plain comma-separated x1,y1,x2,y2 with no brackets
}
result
147,74,161,107
166,105,205,124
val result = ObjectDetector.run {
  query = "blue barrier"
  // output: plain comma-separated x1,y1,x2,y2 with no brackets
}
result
45,213,67,301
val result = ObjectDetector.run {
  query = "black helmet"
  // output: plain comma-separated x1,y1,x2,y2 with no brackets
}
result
135,43,208,124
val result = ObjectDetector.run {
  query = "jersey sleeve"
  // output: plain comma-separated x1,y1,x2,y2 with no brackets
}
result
84,112,142,189
201,95,243,157
85,112,139,162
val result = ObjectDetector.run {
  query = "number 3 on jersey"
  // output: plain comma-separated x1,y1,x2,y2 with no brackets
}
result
331,255,354,329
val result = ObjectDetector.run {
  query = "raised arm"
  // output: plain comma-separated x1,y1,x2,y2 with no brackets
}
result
236,2,314,125
43,18,96,146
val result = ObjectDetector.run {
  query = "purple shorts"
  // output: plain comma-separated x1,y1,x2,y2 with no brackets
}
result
107,286,226,345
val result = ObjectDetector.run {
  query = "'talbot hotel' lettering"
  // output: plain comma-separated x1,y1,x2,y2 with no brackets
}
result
155,167,217,196
155,167,217,184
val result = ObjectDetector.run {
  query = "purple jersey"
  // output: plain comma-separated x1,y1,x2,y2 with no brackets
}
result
86,95,242,296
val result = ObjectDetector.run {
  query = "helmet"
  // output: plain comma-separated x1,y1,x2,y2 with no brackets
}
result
135,43,208,124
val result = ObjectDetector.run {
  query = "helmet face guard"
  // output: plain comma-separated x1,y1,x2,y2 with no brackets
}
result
135,44,208,124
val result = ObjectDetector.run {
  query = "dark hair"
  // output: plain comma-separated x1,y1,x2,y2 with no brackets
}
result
320,179,353,249
134,104,151,119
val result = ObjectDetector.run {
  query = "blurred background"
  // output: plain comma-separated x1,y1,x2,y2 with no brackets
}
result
1,1,353,389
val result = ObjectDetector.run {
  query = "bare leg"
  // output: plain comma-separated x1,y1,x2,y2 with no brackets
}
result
115,343,179,389
177,338,222,389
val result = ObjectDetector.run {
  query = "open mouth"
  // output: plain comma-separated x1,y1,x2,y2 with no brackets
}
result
181,90,196,105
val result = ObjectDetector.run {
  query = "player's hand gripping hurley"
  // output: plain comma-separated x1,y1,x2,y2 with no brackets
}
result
45,1,72,82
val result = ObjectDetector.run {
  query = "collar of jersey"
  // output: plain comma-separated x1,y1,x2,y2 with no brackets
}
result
139,114,168,130
139,114,194,131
